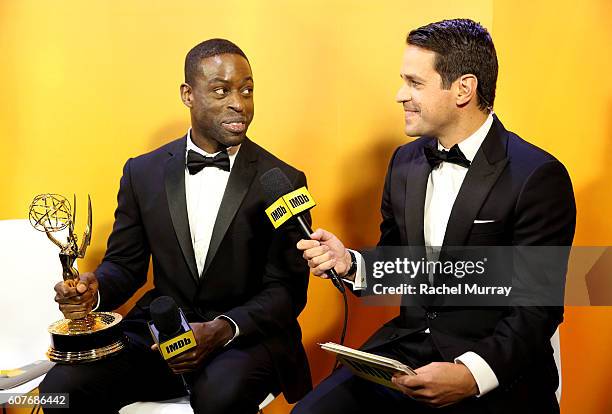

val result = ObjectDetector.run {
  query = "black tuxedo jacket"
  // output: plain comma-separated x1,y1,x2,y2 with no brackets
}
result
360,115,576,413
95,136,312,402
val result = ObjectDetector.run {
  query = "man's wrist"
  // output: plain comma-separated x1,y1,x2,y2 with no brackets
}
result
456,362,479,397
341,250,357,281
212,318,234,346
455,351,498,397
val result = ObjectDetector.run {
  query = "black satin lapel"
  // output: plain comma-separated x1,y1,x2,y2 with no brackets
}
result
201,140,257,276
443,135,508,246
165,146,199,282
405,148,432,246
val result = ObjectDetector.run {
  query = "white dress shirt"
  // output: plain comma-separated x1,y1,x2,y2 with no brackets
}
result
348,113,499,396
185,129,240,342
185,130,239,276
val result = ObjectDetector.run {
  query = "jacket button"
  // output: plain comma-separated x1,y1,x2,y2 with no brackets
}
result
427,312,437,320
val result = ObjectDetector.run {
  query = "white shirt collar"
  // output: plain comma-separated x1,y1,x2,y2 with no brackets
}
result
186,128,240,170
437,112,494,162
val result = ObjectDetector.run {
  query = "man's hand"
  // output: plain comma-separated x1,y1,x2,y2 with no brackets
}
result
152,319,233,375
296,228,353,280
392,362,479,408
54,272,99,320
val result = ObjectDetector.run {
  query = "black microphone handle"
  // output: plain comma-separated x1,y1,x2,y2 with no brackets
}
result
294,215,345,293
154,327,192,395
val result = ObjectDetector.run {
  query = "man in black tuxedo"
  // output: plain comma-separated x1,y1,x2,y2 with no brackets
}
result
294,19,575,414
40,39,312,413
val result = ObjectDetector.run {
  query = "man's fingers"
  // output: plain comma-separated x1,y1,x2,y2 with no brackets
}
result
167,356,199,372
76,282,88,294
302,245,331,261
171,367,194,375
403,387,434,399
56,279,94,319
392,378,434,403
392,374,443,405
296,239,320,251
309,228,323,240
164,344,211,373
60,303,92,313
55,289,93,304
54,282,78,298
301,245,329,260
311,259,337,276
393,373,426,389
307,251,335,268
298,230,345,279
167,349,199,365
173,352,195,362
54,279,96,300
392,380,415,397
76,272,98,293
62,310,90,320
310,228,336,242
301,245,338,277
60,305,88,313
169,356,204,371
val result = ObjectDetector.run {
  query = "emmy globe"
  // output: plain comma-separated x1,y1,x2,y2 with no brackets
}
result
29,194,126,363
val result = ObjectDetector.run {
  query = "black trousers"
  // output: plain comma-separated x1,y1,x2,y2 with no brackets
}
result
39,339,278,414
292,333,488,414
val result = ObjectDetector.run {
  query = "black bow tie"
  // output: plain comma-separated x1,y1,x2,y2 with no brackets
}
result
423,144,471,169
187,149,230,174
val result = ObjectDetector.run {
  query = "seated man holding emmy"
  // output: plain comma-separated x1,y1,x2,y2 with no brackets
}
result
38,38,312,414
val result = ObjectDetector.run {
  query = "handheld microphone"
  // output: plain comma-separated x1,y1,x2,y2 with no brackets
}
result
148,296,197,394
259,167,345,293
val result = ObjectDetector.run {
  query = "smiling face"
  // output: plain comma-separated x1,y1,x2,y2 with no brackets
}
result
395,45,458,138
181,53,254,152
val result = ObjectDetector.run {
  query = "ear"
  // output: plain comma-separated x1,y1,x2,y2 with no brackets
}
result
455,74,478,107
180,83,193,108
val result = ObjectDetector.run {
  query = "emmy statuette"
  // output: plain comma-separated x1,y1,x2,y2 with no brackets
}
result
28,194,126,363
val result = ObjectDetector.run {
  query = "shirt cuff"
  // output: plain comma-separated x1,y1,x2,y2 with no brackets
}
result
215,315,240,346
455,351,499,397
92,290,101,311
343,249,366,290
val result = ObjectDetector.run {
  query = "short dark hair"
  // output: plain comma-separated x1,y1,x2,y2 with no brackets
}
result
407,19,498,112
184,38,249,85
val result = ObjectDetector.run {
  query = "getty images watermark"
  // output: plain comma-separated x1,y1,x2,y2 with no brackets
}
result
370,256,512,297
358,246,571,307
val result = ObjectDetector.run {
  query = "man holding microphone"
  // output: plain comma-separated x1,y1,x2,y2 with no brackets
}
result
40,38,312,414
294,19,575,414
